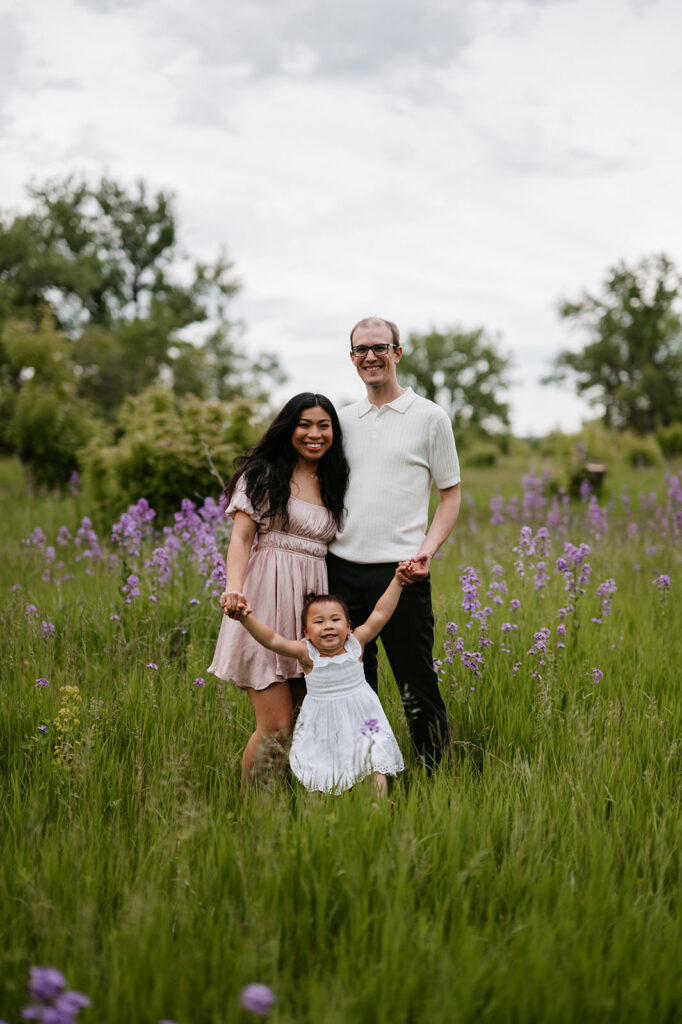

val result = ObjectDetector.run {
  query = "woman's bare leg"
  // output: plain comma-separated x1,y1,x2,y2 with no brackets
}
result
243,681,294,781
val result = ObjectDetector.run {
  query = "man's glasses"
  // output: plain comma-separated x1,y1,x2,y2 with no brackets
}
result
350,343,397,358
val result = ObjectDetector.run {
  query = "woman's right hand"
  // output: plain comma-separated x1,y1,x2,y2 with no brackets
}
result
220,589,249,618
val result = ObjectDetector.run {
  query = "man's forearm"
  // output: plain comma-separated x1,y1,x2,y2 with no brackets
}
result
418,484,461,560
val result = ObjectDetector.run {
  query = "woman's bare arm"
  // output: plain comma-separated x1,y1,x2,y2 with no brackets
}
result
220,511,258,617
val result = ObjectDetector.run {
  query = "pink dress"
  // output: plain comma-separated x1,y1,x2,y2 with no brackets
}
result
208,480,336,690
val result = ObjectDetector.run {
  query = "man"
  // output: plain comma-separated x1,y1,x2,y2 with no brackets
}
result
327,316,461,768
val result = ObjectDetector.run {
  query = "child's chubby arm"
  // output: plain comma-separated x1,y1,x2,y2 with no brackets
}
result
353,570,411,649
236,605,313,673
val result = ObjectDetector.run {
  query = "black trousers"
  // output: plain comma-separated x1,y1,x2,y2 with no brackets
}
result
326,552,450,768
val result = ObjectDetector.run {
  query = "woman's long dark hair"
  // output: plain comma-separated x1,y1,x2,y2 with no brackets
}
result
225,393,349,531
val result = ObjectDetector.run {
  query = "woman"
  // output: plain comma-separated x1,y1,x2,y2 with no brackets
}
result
208,393,349,780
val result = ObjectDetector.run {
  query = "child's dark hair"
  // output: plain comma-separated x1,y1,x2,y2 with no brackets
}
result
301,592,351,633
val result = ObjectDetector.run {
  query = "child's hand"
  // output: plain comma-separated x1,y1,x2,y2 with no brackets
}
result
396,560,416,586
233,601,253,622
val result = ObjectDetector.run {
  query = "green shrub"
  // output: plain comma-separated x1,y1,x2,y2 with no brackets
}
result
11,383,103,489
463,442,497,468
656,422,682,457
620,431,664,467
82,386,260,522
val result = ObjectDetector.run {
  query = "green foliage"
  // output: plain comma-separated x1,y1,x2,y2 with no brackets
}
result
0,314,104,487
547,253,682,432
82,386,260,521
461,441,498,467
0,175,286,486
12,384,102,489
399,325,512,432
2,458,682,1022
620,430,664,468
656,421,682,457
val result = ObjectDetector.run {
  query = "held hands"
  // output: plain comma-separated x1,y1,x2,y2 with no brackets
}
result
220,589,250,619
396,552,432,585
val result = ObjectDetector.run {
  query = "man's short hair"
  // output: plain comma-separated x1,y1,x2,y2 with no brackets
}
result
349,317,400,347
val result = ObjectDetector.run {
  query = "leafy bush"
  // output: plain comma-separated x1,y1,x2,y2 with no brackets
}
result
462,442,498,468
12,383,103,489
82,386,260,522
656,422,682,457
620,431,664,467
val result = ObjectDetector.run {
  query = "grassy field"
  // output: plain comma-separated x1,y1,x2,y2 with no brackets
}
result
1,454,680,1023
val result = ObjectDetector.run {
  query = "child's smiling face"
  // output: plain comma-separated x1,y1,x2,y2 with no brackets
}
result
304,599,350,657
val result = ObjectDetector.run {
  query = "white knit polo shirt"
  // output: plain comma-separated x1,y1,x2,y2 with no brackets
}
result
329,388,460,563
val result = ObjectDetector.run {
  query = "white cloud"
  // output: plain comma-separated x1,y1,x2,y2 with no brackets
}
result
1,0,682,435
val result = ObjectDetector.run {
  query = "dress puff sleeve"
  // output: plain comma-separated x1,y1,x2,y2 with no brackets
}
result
226,476,266,524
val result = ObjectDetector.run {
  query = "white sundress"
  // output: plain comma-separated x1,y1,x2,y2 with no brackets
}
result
289,634,404,793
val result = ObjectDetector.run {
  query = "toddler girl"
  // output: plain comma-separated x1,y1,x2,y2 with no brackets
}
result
235,572,407,794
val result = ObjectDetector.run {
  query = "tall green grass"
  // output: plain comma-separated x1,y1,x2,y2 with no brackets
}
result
1,457,680,1023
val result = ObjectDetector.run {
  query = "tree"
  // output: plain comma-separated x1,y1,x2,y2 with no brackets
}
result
398,326,512,433
2,313,103,486
546,254,682,432
0,175,286,481
0,175,284,417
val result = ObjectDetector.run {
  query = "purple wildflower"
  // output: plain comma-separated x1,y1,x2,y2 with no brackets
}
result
527,628,551,656
489,494,505,525
147,662,159,670
653,574,671,590
74,517,102,562
40,621,55,639
57,526,72,547
361,718,380,736
122,574,140,604
591,668,603,685
28,967,66,1002
35,678,49,687
240,984,276,1016
38,724,48,734
193,677,205,687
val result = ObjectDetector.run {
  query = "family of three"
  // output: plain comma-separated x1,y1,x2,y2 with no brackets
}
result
208,316,461,794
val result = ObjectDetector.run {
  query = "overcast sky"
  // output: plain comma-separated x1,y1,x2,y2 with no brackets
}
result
2,0,681,435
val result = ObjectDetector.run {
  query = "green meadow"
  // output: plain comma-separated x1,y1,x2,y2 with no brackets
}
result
1,455,680,1024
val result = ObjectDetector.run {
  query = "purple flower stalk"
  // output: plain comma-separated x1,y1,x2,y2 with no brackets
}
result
22,966,91,1024
240,984,276,1016
28,967,67,1002
122,574,140,604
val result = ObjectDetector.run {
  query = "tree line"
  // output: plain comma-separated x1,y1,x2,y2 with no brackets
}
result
1,174,681,508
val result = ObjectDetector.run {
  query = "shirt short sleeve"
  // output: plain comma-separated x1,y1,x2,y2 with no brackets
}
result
226,476,265,524
428,410,461,489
